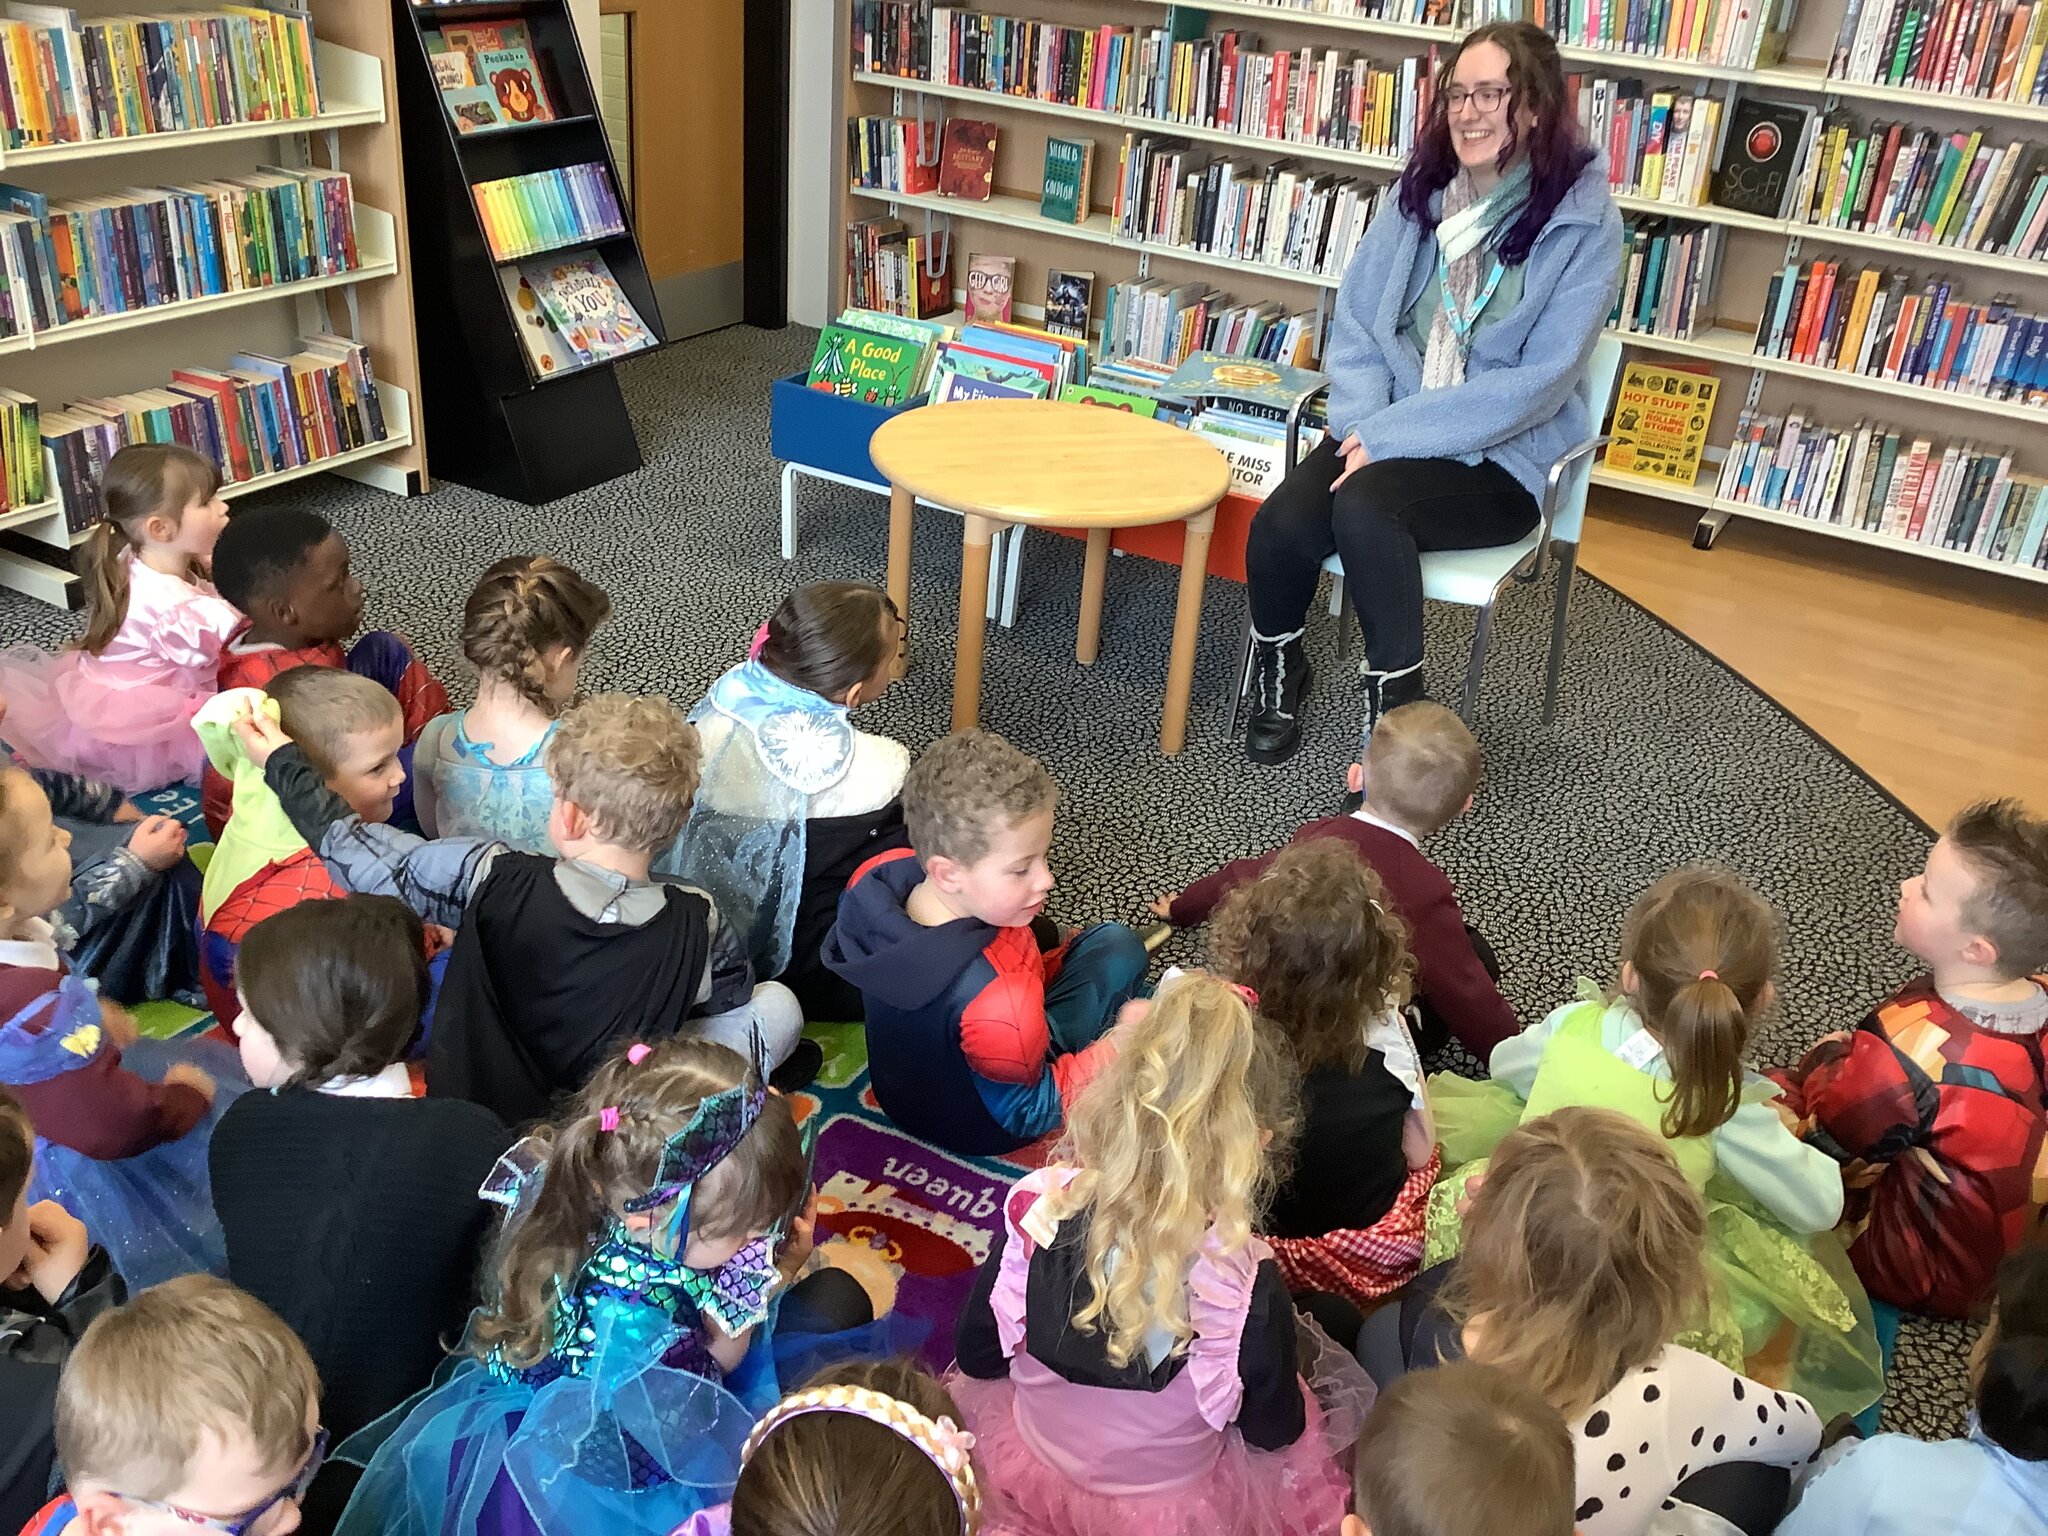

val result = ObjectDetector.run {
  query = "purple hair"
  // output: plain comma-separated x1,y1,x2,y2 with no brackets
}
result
1397,21,1596,267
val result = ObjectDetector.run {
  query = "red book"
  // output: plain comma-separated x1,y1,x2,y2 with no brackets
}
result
937,119,998,200
1792,261,1834,362
1860,123,1905,229
903,119,939,196
1883,294,1921,377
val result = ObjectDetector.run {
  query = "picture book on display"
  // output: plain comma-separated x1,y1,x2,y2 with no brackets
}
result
499,267,579,377
1163,353,1331,412
806,323,925,406
499,250,654,376
1060,383,1157,416
1712,97,1814,218
1604,363,1720,485
1045,269,1094,339
1040,137,1094,224
431,21,556,128
835,307,953,394
930,322,1088,403
965,253,1014,322
938,119,998,200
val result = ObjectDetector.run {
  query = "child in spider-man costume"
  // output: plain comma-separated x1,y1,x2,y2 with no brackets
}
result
1772,798,2048,1319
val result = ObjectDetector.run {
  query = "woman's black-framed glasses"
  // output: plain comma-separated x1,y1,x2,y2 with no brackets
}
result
1443,84,1510,112
114,1428,329,1536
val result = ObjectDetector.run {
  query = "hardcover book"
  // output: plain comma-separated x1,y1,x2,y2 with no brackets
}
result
1045,268,1094,338
965,252,1014,323
526,251,655,365
938,119,998,201
1061,383,1159,416
806,323,923,405
1040,137,1094,224
1712,97,1813,217
497,265,580,376
1603,362,1720,484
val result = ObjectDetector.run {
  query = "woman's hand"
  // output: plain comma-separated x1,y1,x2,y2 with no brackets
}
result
1331,433,1370,492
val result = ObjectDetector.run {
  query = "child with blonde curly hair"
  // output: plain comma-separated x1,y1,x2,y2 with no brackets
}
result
1210,838,1437,1313
950,972,1372,1536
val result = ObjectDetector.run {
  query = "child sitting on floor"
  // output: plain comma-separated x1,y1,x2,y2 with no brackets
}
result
196,669,416,1029
676,1359,982,1536
1771,798,2048,1319
1345,1361,1577,1536
0,767,244,1290
0,444,235,795
1209,838,1437,1313
950,972,1371,1536
1391,1109,1823,1536
333,1036,883,1536
681,582,911,1023
824,730,1146,1157
20,1275,324,1536
1776,1245,2048,1536
0,1087,125,1536
201,505,449,837
1153,702,1516,1058
1429,866,1883,1422
210,896,512,1442
412,555,613,851
237,693,807,1123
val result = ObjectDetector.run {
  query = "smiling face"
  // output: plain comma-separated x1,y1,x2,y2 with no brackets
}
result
1444,40,1536,175
323,719,408,825
934,808,1056,929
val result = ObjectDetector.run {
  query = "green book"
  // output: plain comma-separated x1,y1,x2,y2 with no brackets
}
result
1040,138,1093,225
805,324,923,407
1060,383,1158,416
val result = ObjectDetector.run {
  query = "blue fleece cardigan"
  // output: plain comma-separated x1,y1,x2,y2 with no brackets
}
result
1325,154,1624,504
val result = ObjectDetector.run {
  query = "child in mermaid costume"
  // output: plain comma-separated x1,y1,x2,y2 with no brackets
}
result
332,1036,896,1536
1426,868,1884,1422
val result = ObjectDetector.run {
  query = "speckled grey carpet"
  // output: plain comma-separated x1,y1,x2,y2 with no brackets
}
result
0,323,1972,1435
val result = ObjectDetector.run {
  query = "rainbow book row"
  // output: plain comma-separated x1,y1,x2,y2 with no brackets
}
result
470,163,623,262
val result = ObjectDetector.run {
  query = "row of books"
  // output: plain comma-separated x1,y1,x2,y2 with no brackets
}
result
1792,117,2048,259
928,320,1087,401
1752,261,2048,404
1573,79,1723,208
470,164,623,262
1611,216,1724,340
0,5,322,151
1112,134,1379,277
39,332,389,532
0,167,360,339
1100,276,1321,367
1714,410,2048,565
1827,0,2048,103
1507,0,1784,66
0,388,43,511
844,213,954,319
425,21,559,136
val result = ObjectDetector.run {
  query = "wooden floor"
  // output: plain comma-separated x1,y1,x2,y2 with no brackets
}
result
1580,493,2048,829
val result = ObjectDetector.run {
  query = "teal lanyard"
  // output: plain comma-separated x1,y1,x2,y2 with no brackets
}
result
1436,245,1508,356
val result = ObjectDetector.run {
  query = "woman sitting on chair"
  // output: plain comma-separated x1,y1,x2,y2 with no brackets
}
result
1243,20,1622,765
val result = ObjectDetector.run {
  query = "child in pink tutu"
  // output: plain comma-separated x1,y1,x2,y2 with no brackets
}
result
950,971,1372,1536
0,444,236,793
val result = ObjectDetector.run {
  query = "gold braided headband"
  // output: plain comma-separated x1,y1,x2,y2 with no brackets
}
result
740,1385,982,1535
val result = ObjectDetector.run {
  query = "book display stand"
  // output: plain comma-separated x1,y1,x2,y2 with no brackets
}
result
0,0,425,607
829,0,2048,584
391,0,662,504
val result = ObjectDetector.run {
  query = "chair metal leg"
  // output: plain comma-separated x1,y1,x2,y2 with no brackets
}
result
1227,619,1256,737
1336,583,1356,668
1459,601,1495,724
779,463,798,560
1542,541,1579,725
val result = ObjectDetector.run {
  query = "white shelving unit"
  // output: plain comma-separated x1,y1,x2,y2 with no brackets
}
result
0,31,419,605
841,0,2048,583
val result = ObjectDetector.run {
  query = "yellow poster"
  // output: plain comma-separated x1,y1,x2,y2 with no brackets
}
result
1602,363,1719,486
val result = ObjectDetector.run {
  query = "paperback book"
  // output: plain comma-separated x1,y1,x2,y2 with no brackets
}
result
1604,363,1720,485
965,252,1014,323
806,322,925,405
1040,137,1095,224
937,119,998,200
1712,98,1814,218
1045,268,1094,339
435,22,556,124
514,250,655,370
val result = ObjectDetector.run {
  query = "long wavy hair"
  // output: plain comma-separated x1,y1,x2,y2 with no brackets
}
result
74,443,219,655
1398,21,1595,265
470,1037,805,1369
1045,973,1299,1368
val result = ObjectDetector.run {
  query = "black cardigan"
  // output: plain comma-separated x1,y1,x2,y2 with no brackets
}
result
209,1089,512,1440
954,1207,1307,1451
1264,1057,1412,1240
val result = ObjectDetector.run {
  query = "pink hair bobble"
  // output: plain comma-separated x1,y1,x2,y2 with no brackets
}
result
748,621,771,660
1226,982,1260,1010
626,1043,653,1065
598,1107,621,1133
1698,969,1720,982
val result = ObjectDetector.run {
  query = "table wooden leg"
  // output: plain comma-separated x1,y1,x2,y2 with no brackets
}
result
886,484,913,679
1076,528,1111,665
954,515,997,733
1161,507,1216,755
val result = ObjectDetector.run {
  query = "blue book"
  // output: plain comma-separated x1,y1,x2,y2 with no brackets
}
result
2021,317,2048,401
1990,314,2031,397
2018,486,2048,565
1907,280,1950,382
1765,263,1800,356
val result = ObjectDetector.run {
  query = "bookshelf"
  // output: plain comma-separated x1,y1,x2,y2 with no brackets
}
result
391,0,664,505
0,5,426,607
828,0,2048,582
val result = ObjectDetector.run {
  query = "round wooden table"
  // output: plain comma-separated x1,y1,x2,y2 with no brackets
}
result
868,400,1233,755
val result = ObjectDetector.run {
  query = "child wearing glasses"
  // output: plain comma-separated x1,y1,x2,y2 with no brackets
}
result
20,1274,325,1536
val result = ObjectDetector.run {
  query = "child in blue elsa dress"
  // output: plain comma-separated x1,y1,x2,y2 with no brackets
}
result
332,1034,894,1536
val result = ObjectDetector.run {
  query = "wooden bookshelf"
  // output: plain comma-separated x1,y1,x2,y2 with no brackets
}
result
391,0,664,504
828,0,2048,584
0,8,426,607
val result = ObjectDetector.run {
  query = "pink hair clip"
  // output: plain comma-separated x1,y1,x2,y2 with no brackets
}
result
748,621,771,660
1226,982,1260,1009
598,1107,621,1133
1698,969,1720,981
626,1043,652,1065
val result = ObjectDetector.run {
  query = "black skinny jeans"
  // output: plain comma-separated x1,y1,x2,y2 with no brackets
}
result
1245,439,1539,675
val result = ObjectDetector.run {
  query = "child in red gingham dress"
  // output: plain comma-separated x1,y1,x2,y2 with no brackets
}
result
1208,839,1438,1311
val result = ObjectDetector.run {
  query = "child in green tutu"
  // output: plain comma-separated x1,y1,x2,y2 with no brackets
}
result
1426,866,1884,1422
